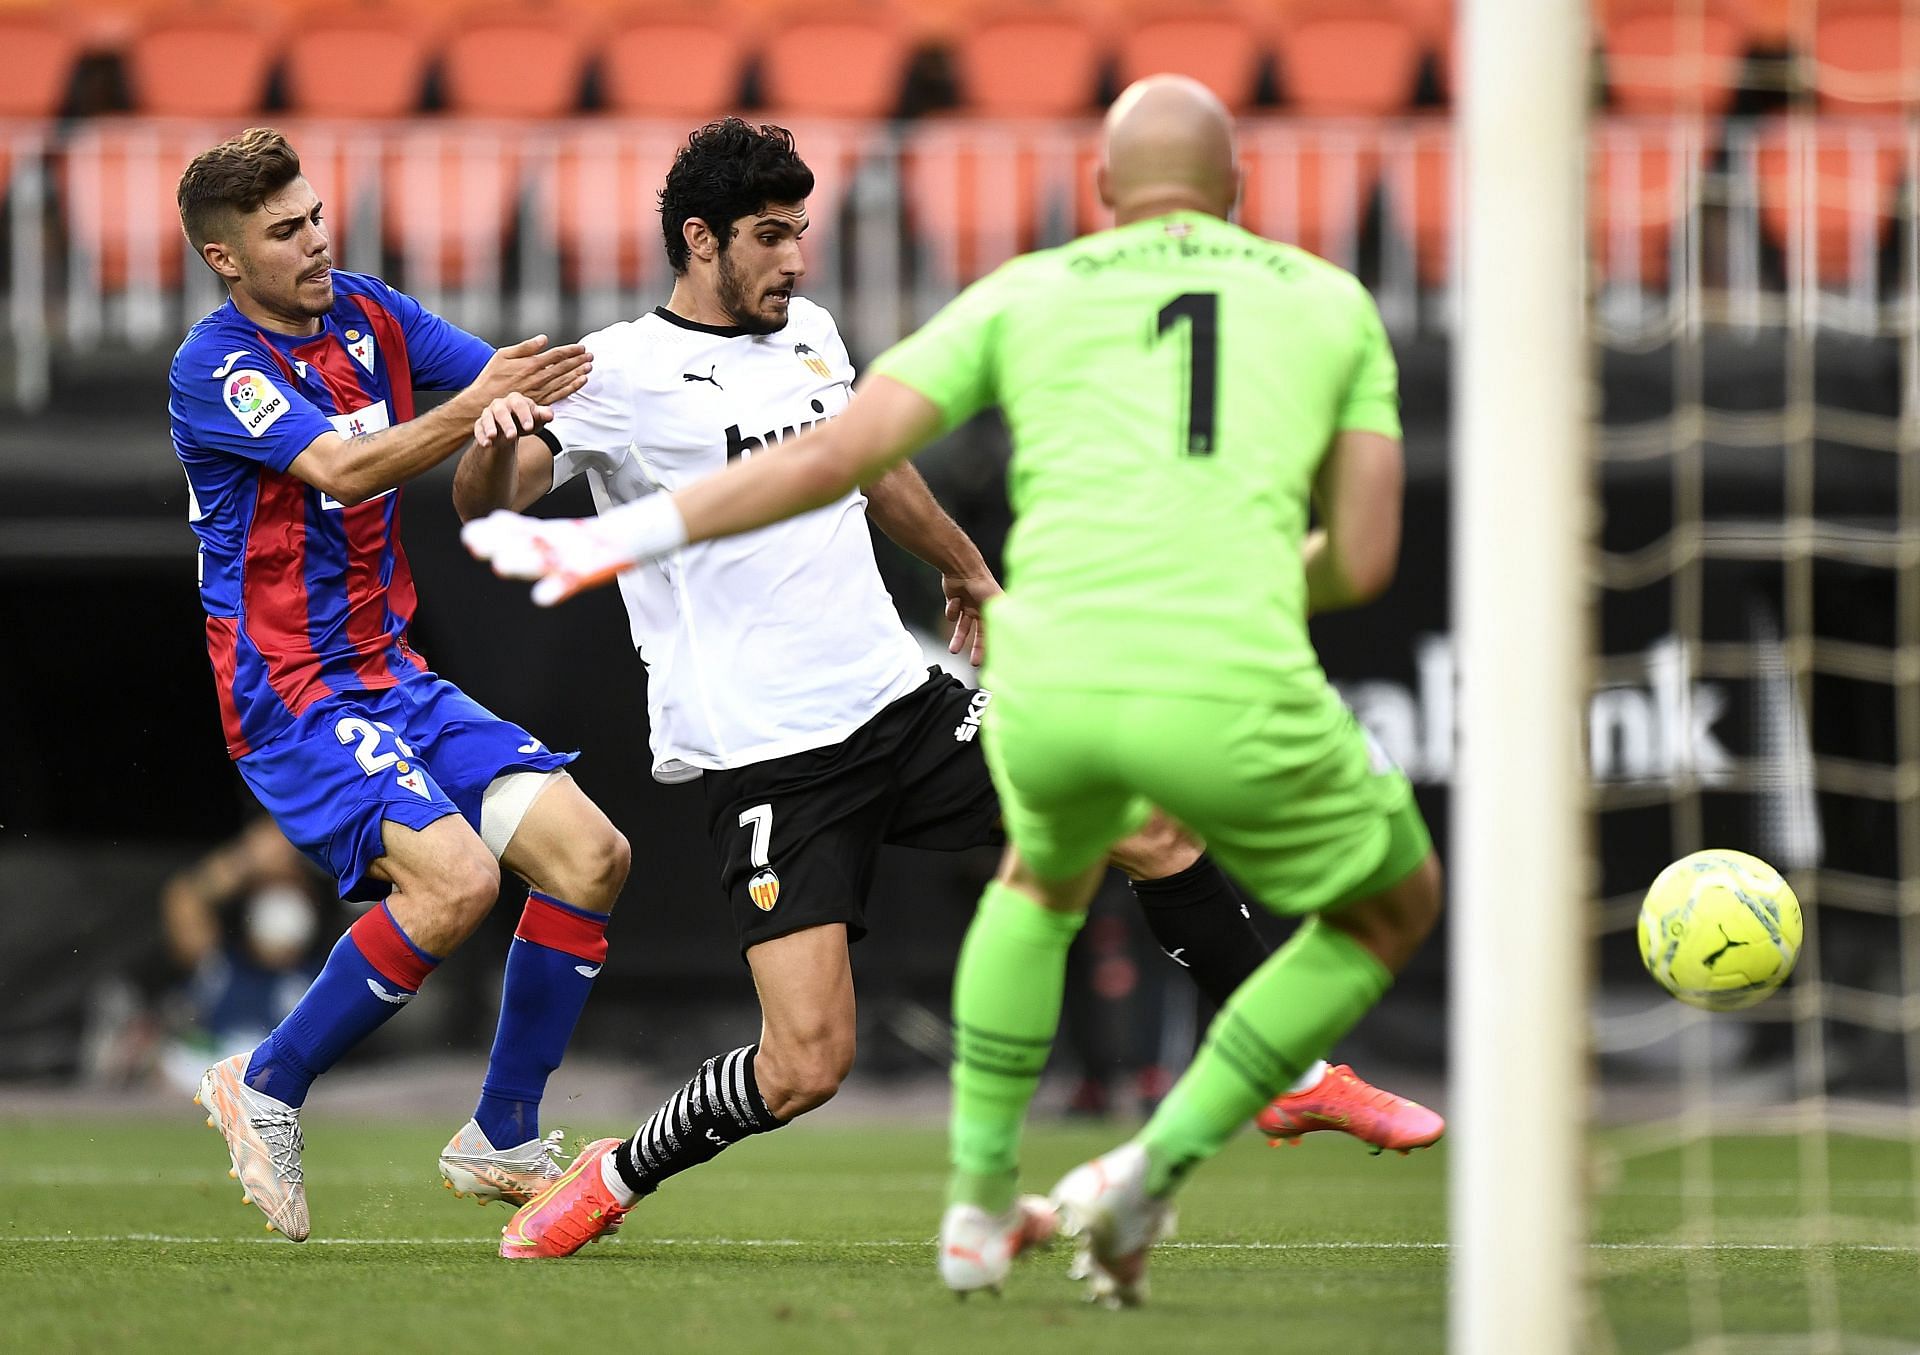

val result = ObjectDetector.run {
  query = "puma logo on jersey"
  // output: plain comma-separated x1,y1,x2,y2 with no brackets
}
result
683,365,723,390
725,401,838,461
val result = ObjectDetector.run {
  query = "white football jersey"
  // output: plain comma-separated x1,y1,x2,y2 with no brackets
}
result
542,297,926,782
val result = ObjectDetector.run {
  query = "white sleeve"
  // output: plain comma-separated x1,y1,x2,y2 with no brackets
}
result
543,335,635,488
822,313,857,384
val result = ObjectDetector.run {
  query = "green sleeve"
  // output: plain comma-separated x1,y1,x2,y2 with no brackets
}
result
1336,290,1402,439
868,266,1014,430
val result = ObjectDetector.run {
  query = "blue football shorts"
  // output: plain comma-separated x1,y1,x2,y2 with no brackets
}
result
237,674,576,901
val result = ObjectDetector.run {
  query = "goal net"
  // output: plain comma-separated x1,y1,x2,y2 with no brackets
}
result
1579,6,1920,1349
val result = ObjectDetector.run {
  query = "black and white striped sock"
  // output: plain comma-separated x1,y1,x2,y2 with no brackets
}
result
609,1045,781,1201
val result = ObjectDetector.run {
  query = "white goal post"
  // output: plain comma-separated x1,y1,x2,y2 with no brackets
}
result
1449,1,1591,1352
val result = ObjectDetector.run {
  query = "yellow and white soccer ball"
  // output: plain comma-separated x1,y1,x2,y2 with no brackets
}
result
1637,849,1803,1011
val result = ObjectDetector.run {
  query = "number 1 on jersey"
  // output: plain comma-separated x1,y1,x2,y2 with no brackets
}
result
1156,292,1219,457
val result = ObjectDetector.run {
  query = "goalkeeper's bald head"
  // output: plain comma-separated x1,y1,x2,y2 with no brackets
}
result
1098,74,1240,225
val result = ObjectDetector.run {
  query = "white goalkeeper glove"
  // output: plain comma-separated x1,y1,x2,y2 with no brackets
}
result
461,495,687,607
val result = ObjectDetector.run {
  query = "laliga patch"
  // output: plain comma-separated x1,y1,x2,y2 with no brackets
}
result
345,328,376,374
748,868,781,912
223,369,290,438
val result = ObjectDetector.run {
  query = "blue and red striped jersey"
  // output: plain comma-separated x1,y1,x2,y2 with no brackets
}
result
169,271,493,759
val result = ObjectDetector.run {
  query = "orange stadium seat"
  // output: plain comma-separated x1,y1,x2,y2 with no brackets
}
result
953,9,1104,116
1385,118,1717,290
543,124,685,285
60,120,217,289
270,118,385,260
1601,0,1748,117
1724,0,1791,47
600,9,749,116
1589,118,1712,287
1237,125,1380,266
1811,0,1920,115
282,12,431,117
1275,3,1423,115
1383,118,1451,286
756,7,913,118
64,0,179,49
905,122,1084,283
1116,9,1268,112
1429,11,1460,102
768,116,882,233
358,0,483,31
1391,0,1452,44
0,12,80,118
124,13,278,116
1751,116,1905,287
381,125,521,288
439,10,589,117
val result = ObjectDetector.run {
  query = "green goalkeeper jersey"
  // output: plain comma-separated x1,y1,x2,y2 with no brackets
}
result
870,210,1401,702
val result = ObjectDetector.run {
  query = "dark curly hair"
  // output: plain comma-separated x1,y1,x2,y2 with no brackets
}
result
658,119,814,274
177,127,303,251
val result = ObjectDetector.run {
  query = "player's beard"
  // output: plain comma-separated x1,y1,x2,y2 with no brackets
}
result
715,249,787,335
292,262,335,317
247,253,333,321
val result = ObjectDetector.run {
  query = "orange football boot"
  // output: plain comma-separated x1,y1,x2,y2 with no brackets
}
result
499,1137,630,1259
1255,1064,1444,1155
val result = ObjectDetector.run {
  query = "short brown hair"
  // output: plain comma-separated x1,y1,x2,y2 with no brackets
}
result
177,127,303,250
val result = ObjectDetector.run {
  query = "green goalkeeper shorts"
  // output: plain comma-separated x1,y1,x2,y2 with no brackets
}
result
980,680,1432,916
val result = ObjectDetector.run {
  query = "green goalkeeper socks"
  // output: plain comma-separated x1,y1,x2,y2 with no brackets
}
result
1138,917,1392,1195
948,881,1087,1212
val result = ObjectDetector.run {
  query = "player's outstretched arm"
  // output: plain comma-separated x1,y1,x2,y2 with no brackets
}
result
1303,428,1404,615
288,336,590,506
864,464,1000,666
464,375,944,606
452,394,561,520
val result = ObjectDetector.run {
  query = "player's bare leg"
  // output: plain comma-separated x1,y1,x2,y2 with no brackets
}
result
745,924,857,1119
200,816,499,1240
1325,850,1444,975
941,847,1106,1295
444,774,630,1205
374,816,504,955
1248,852,1445,1152
1058,850,1445,1301
500,774,630,915
1111,813,1443,1154
502,924,855,1257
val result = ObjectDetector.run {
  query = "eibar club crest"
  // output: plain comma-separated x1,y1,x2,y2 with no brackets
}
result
345,328,376,374
748,868,781,911
395,761,430,799
793,342,831,379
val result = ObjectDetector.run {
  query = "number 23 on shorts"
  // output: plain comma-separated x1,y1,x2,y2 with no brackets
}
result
335,715,417,775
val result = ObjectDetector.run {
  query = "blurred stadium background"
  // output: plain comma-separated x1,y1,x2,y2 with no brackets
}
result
0,0,1916,1346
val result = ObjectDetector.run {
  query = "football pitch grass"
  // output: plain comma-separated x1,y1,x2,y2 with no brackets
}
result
2,1116,1916,1354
